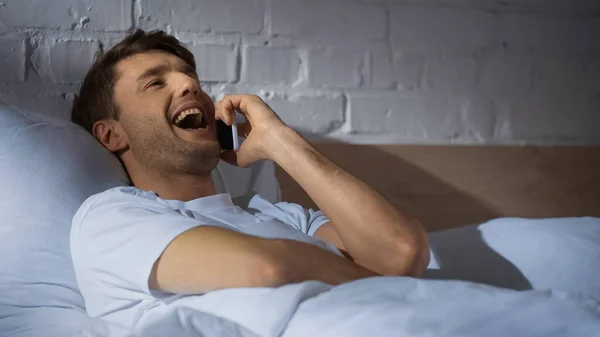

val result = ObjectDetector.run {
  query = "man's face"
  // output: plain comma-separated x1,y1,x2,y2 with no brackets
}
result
112,50,220,176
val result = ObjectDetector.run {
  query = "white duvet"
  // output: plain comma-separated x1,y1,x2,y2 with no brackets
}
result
75,277,599,337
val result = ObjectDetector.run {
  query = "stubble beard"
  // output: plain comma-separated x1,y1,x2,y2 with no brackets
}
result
129,125,221,177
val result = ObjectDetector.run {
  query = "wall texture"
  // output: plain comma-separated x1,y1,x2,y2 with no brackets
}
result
0,0,598,145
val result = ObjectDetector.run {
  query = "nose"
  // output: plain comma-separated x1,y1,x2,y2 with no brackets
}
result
175,73,200,98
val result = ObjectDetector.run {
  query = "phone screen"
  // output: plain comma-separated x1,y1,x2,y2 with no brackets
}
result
216,120,234,150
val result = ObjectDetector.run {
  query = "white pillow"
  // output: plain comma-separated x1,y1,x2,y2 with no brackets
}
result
0,104,129,336
0,103,280,336
424,217,600,299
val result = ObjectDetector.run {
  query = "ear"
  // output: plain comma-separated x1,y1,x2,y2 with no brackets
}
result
92,119,128,153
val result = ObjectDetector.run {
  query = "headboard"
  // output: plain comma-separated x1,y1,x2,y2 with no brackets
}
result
276,144,600,232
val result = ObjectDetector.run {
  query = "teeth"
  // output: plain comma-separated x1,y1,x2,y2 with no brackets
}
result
174,108,202,125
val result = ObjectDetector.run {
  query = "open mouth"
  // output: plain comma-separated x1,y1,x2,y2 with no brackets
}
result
172,108,207,129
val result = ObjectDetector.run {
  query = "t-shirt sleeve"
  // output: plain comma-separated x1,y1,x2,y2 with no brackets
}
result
247,194,330,236
303,208,330,237
71,189,202,296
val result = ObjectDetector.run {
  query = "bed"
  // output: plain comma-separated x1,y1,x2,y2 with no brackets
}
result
1,103,599,337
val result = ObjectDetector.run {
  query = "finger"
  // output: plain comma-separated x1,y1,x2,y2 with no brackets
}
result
219,94,257,119
214,101,223,122
214,99,234,126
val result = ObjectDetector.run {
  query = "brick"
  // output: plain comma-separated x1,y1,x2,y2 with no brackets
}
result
460,98,498,141
0,0,131,31
533,55,590,93
308,49,362,88
391,6,495,52
366,0,599,14
493,0,600,14
188,44,237,83
242,46,300,85
142,0,264,33
480,51,532,93
0,39,26,82
349,92,461,140
509,94,600,142
583,58,600,94
425,54,477,92
271,0,385,41
396,52,425,91
369,51,424,89
266,95,344,133
499,15,600,53
33,41,99,83
369,52,395,89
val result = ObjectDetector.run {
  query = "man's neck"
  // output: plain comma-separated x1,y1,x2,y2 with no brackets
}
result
130,170,218,202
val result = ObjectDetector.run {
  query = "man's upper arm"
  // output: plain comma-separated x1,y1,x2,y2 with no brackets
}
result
72,189,205,295
73,189,285,296
149,225,284,294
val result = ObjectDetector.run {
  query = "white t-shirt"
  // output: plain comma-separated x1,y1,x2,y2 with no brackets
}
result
70,186,340,328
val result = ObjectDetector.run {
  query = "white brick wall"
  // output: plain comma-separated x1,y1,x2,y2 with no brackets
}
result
141,0,265,33
0,0,599,145
391,6,496,52
242,46,300,85
267,95,345,133
270,0,386,41
0,0,132,30
188,44,238,83
0,39,26,82
308,49,363,88
33,40,100,83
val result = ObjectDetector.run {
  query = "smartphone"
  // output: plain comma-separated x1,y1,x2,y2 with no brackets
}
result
216,120,239,150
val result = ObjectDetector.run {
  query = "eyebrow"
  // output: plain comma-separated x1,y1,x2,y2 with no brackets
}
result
136,64,169,82
180,63,197,77
136,63,197,82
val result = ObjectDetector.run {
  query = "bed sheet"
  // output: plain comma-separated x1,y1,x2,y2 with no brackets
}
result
7,217,600,337
13,278,598,337
126,278,600,337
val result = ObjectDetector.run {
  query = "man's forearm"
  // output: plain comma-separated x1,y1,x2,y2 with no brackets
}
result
268,239,379,286
150,226,376,295
266,127,430,276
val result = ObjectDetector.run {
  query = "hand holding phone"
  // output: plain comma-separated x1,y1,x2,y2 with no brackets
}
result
215,94,286,168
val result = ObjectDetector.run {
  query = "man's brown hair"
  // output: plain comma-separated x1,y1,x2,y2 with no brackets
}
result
71,29,196,133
